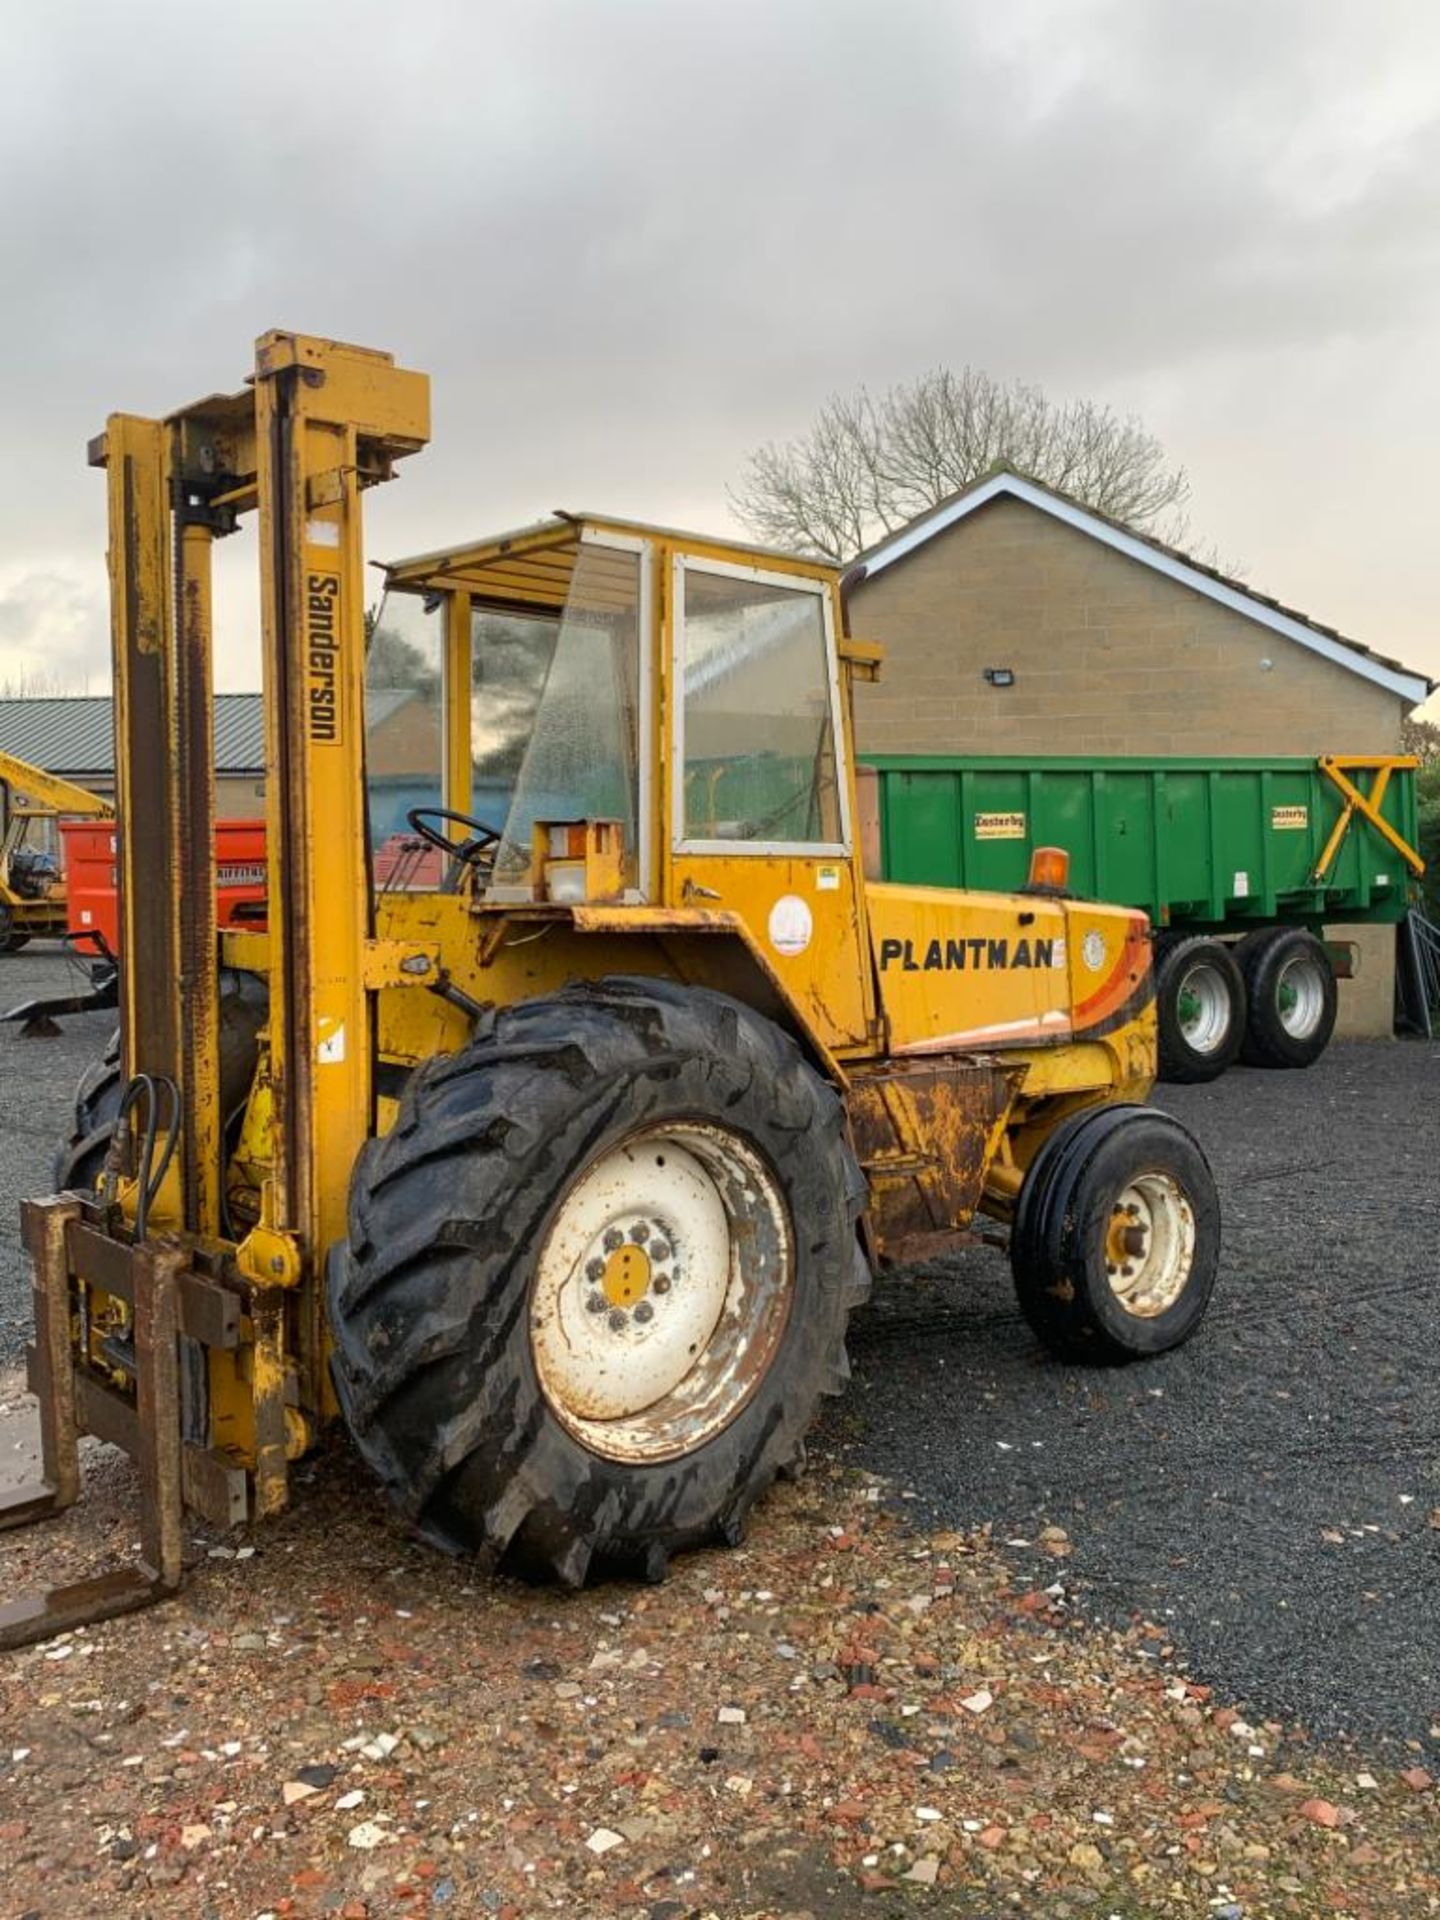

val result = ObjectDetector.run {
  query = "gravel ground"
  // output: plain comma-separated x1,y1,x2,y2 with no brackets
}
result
2,1446,1437,1917
823,1037,1440,1758
0,956,1436,1913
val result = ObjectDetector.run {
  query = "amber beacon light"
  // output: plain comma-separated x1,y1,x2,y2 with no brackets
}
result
1027,845,1071,892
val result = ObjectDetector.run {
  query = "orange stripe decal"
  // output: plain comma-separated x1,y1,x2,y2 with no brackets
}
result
1073,917,1151,1032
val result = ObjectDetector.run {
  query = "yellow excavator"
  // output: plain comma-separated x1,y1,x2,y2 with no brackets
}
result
0,752,113,952
0,334,1221,1645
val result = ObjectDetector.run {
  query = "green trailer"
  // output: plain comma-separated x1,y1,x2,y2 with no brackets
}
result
859,752,1424,1083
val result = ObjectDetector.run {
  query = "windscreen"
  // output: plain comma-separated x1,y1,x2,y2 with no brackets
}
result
470,605,561,834
492,541,644,890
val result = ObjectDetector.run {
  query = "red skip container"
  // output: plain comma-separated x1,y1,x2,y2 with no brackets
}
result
60,819,268,957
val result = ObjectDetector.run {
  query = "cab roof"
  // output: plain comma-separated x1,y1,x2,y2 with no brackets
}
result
382,512,838,611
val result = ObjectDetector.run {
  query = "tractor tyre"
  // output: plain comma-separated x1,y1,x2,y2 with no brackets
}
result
0,904,18,954
53,1028,124,1191
327,977,869,1587
52,969,269,1192
1011,1102,1220,1363
1154,935,1246,1083
1235,926,1336,1069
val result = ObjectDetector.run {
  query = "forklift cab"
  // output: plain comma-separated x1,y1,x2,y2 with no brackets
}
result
368,518,852,902
367,516,876,1046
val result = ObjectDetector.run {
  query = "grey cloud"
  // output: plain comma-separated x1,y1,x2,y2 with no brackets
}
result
0,570,105,690
0,0,1436,689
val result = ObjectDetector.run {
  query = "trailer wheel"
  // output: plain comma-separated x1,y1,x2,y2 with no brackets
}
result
328,978,868,1586
1236,927,1336,1069
1154,935,1245,1083
52,970,269,1192
1011,1103,1220,1362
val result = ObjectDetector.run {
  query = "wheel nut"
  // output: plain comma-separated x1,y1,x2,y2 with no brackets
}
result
586,1258,605,1282
586,1291,607,1314
652,1273,671,1295
603,1228,624,1252
608,1309,628,1332
633,1301,654,1324
629,1221,650,1242
650,1241,671,1263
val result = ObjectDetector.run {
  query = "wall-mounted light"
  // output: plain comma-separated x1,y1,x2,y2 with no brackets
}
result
983,667,1015,687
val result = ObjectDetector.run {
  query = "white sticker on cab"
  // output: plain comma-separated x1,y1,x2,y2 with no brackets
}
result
768,895,813,957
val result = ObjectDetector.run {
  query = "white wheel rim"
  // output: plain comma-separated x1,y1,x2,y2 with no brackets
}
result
1276,954,1326,1039
1176,961,1232,1055
1105,1172,1196,1318
530,1123,792,1463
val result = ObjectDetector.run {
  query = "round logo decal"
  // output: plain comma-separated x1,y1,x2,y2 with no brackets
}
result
768,894,813,958
1082,929,1107,973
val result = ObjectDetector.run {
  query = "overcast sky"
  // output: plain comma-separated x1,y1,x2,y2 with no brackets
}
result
1,0,1437,707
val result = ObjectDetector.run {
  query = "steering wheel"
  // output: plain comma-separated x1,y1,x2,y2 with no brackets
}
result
405,806,504,874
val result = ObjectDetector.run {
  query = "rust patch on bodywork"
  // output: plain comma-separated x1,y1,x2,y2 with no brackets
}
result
847,1056,1019,1266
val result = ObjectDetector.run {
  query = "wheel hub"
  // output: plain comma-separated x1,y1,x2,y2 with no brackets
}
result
1104,1173,1196,1318
597,1236,656,1309
530,1124,792,1462
1275,954,1325,1038
1175,962,1231,1054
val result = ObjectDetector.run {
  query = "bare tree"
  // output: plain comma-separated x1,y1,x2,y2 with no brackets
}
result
0,665,90,698
731,368,1192,561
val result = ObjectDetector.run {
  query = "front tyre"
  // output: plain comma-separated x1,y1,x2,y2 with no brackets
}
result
328,979,868,1586
53,1027,124,1192
51,970,269,1193
1011,1103,1220,1362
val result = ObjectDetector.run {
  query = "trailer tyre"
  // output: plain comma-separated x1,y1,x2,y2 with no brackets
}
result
1154,935,1245,1083
328,978,868,1587
1235,927,1336,1068
1011,1103,1220,1362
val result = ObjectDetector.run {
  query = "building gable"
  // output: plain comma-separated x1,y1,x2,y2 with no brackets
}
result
848,471,1431,708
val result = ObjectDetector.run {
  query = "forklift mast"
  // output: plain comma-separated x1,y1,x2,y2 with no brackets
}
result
91,333,429,1266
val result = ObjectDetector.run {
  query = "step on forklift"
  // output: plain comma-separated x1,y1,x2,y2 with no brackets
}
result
0,334,1220,1646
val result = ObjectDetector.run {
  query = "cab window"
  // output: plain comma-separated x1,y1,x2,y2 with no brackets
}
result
678,563,844,850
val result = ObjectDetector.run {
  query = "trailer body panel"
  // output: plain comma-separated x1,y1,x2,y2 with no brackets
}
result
861,753,1419,931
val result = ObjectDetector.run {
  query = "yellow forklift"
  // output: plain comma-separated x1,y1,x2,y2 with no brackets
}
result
0,752,113,952
0,334,1220,1644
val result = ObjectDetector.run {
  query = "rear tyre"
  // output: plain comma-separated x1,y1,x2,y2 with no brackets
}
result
1011,1103,1221,1362
328,978,868,1586
1236,927,1336,1069
1154,935,1245,1083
